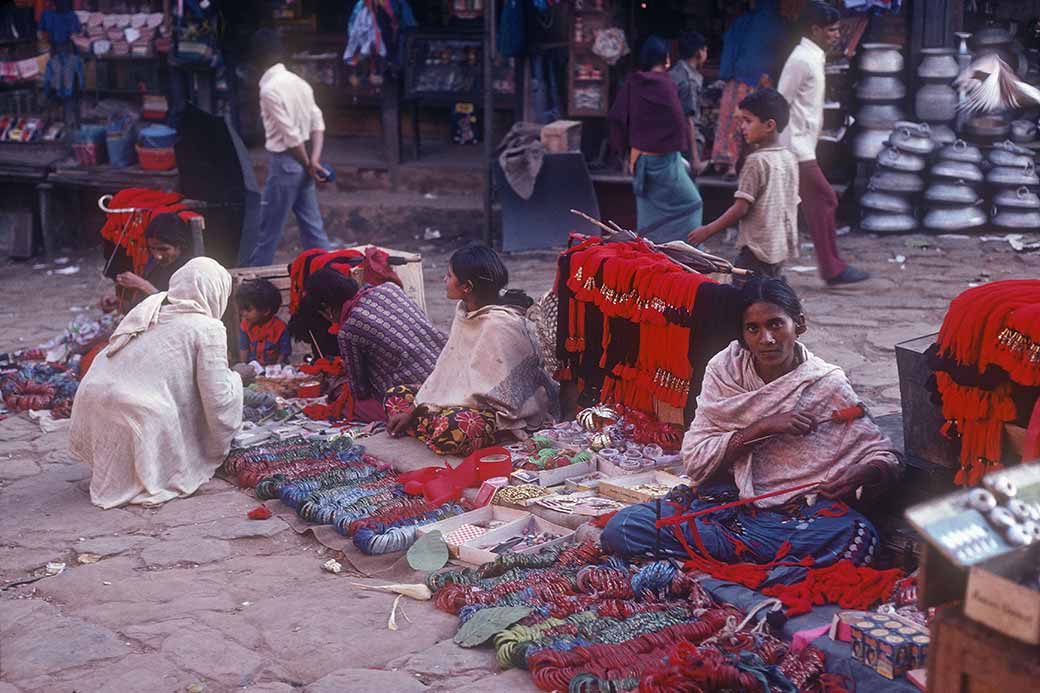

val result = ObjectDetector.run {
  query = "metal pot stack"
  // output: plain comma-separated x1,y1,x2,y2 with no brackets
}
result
862,121,933,234
852,44,907,162
987,140,1040,231
914,48,959,146
923,138,986,233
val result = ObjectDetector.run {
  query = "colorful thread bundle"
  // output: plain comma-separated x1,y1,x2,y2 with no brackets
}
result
427,544,832,692
933,280,1040,485
1,362,79,418
226,436,464,555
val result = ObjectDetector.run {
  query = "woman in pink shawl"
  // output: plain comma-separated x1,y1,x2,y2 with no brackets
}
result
603,278,902,587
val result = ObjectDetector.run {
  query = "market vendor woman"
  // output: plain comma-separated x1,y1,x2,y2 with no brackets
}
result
386,245,559,456
602,278,902,586
105,212,198,310
71,258,253,509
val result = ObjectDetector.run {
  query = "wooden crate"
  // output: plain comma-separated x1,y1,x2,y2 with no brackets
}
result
927,607,1040,693
964,544,1040,645
226,245,425,363
540,120,582,153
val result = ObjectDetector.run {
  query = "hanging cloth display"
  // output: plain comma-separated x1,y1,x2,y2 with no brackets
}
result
498,0,527,58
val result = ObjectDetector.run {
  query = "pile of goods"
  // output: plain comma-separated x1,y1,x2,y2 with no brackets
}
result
0,362,80,419
426,542,835,692
223,436,465,555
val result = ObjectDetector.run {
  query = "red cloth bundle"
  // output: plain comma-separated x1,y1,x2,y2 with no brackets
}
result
934,280,1040,484
98,188,187,275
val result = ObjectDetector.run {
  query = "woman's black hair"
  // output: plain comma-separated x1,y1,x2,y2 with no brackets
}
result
638,35,669,72
302,268,359,316
235,278,282,315
145,213,194,251
449,243,533,309
737,277,805,345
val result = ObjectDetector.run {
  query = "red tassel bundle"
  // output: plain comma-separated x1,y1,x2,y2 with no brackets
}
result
934,280,1040,484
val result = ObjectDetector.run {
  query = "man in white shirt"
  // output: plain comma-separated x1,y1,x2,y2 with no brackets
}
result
241,29,331,267
778,1,869,286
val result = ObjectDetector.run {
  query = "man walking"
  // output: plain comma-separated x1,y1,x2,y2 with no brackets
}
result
777,1,869,286
241,29,331,267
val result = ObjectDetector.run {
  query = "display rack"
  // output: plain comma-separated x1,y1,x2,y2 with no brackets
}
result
567,0,611,118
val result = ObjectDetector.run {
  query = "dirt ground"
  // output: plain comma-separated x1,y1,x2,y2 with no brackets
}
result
1,229,1038,692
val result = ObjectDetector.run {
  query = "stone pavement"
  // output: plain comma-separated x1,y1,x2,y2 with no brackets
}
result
1,230,1038,692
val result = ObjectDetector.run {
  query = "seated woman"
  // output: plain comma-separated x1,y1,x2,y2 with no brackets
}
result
303,267,447,422
105,212,198,310
602,278,902,586
386,245,559,456
70,258,254,509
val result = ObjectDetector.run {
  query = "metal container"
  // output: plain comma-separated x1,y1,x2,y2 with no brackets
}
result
973,26,1013,49
856,103,906,130
878,146,927,172
992,185,1040,210
988,140,1035,168
922,204,987,232
870,169,925,194
863,186,916,213
991,206,1040,229
915,83,958,123
1010,119,1037,143
857,75,907,103
858,43,905,75
888,122,936,155
986,163,1039,187
861,212,918,234
964,115,1011,142
852,128,895,161
916,48,960,82
929,123,957,145
923,180,981,206
937,139,984,164
931,159,985,183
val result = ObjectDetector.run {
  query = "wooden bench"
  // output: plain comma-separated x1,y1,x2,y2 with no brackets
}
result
225,245,426,364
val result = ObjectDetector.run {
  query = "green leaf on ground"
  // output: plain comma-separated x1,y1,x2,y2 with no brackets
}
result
453,606,533,647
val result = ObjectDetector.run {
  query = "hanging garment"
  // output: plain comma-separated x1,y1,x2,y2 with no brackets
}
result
498,0,526,58
43,50,84,99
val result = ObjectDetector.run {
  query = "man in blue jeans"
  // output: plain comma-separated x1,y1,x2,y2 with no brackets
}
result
241,30,331,267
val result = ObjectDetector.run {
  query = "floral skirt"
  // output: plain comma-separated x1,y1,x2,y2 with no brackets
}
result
384,385,497,456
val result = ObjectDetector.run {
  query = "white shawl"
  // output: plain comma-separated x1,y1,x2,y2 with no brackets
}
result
70,258,243,509
682,341,900,507
416,302,558,433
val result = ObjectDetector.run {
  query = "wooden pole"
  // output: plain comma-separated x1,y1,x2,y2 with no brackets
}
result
189,215,205,257
482,0,496,247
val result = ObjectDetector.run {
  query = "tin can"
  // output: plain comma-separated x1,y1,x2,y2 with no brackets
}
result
897,626,918,638
864,628,888,668
877,634,909,679
910,634,930,668
850,621,874,661
882,620,903,631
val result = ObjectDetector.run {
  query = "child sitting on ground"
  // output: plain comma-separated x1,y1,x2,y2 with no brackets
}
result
237,279,292,366
687,88,799,279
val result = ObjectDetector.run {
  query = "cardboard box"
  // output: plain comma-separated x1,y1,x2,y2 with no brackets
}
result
598,471,685,504
964,543,1040,645
524,458,595,487
540,120,582,153
416,506,529,558
458,515,574,565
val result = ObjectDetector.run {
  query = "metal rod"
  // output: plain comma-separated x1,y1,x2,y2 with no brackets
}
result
482,0,495,247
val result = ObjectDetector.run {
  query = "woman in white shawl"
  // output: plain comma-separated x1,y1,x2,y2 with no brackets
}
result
386,244,558,456
70,258,252,509
603,278,902,586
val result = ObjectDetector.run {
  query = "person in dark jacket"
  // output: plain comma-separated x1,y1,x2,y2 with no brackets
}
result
609,35,703,243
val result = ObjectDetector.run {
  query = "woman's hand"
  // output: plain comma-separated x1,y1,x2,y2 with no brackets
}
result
100,292,120,313
386,411,415,438
754,410,816,438
115,272,158,295
232,363,256,386
817,464,882,500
